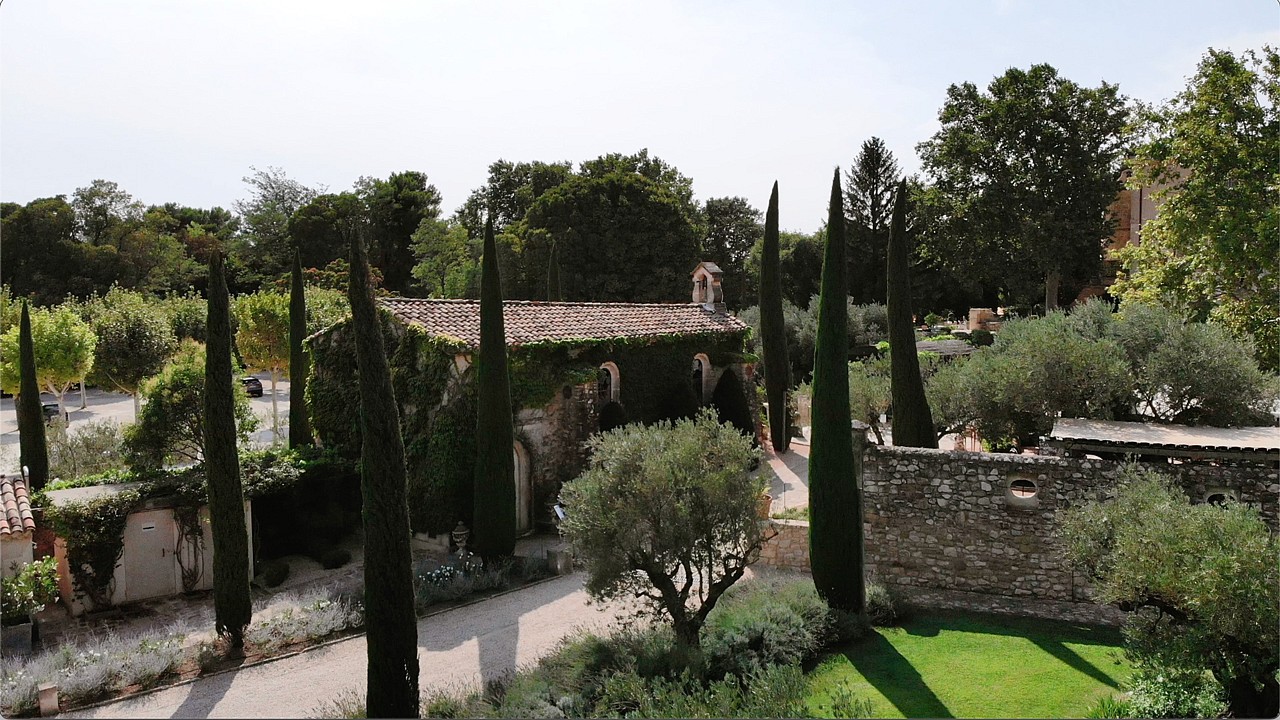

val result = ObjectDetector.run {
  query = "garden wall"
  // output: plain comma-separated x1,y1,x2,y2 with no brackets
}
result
759,445,1278,615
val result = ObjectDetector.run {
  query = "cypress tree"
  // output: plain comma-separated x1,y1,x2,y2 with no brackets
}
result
808,169,864,614
886,180,937,448
288,252,313,448
473,217,517,559
348,226,420,718
759,181,790,453
16,301,48,491
546,242,563,301
204,251,252,646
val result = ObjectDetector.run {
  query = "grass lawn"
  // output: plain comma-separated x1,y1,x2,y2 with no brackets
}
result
806,610,1132,718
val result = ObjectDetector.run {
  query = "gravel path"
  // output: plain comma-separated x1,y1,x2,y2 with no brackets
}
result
69,573,626,719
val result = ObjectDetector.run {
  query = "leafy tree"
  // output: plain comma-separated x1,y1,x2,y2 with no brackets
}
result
47,420,127,481
917,64,1129,310
746,229,826,310
410,219,474,297
1112,47,1280,370
454,159,574,240
288,192,364,271
846,357,892,445
886,181,937,449
233,290,290,438
204,251,253,647
289,254,314,449
86,288,178,416
160,291,208,343
1,197,80,303
844,137,900,304
16,302,49,491
1060,466,1278,718
348,221,419,718
124,341,258,469
519,169,699,302
701,196,762,309
807,169,863,615
472,218,517,559
560,409,763,648
234,166,322,286
758,183,790,452
356,171,443,294
0,305,96,418
71,179,141,246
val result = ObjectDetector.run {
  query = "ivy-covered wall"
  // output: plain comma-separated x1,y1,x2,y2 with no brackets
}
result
307,315,751,536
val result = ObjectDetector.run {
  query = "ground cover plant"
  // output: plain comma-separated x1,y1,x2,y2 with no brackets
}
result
806,610,1132,718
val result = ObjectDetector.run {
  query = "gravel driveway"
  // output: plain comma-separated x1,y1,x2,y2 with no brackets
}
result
68,573,625,719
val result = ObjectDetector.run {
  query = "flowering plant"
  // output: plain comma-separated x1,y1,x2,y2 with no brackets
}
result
1,557,60,625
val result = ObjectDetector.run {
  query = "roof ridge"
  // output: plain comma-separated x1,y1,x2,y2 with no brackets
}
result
379,297,706,309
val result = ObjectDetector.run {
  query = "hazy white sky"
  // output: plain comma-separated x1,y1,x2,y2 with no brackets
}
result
2,0,1276,233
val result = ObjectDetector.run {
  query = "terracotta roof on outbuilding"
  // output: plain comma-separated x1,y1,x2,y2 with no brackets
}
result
0,473,35,537
379,298,748,349
1045,418,1280,460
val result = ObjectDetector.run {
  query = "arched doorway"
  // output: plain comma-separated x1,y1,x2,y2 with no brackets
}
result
513,441,532,535
692,353,710,404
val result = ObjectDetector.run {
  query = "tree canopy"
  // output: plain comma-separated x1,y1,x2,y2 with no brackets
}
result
0,305,96,415
917,64,1129,310
1112,46,1280,371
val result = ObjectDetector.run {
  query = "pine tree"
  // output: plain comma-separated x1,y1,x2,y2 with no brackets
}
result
204,251,252,646
16,301,48,491
807,169,864,614
473,217,517,559
886,180,937,448
546,242,563,301
289,252,313,448
759,182,790,453
348,226,420,717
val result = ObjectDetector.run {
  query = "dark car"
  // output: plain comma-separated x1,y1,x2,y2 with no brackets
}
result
42,403,61,424
241,377,264,397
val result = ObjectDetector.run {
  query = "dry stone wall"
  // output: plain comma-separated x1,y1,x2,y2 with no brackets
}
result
759,444,1277,612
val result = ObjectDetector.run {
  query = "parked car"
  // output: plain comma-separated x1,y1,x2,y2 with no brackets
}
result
241,376,264,397
42,403,61,424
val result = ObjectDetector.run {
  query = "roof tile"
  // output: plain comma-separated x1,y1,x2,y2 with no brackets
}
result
0,472,35,537
379,299,747,349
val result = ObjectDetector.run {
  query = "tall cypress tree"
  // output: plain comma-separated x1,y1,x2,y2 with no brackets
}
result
886,180,937,448
759,182,790,453
204,251,252,646
348,226,420,718
473,217,517,559
288,252,313,448
16,301,48,491
546,242,563,301
808,169,864,614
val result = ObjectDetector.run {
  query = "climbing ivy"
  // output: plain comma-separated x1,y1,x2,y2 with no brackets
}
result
306,315,751,535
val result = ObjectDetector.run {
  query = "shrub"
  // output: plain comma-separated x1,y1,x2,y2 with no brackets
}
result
1,557,60,625
594,664,809,719
319,548,352,570
969,328,994,346
1085,694,1135,719
865,582,897,626
702,575,832,679
1125,665,1226,719
244,589,361,653
47,419,129,481
817,683,878,719
258,560,291,588
115,634,185,688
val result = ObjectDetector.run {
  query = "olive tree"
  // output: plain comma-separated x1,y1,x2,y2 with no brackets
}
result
1060,466,1278,718
560,409,765,648
0,304,96,419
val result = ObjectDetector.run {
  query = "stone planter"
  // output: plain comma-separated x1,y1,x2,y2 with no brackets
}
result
1,620,33,656
757,493,773,519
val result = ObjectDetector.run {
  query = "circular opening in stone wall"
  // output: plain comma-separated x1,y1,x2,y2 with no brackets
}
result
1009,479,1038,498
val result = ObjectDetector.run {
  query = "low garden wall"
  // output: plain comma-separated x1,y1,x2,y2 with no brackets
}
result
758,443,1278,619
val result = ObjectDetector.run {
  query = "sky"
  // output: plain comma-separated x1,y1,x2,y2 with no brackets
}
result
2,0,1277,234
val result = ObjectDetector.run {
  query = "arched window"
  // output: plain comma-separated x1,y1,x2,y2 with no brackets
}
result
692,353,710,404
598,362,621,403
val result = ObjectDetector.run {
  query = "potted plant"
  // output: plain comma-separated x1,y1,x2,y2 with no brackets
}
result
1,557,60,654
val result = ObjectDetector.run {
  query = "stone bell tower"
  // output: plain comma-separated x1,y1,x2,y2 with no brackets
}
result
691,261,726,314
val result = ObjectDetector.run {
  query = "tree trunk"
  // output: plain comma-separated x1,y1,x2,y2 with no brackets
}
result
1225,672,1278,719
1044,270,1061,312
79,377,87,409
133,393,140,420
672,618,702,649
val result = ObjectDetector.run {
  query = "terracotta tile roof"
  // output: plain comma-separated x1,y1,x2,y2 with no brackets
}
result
1048,418,1280,455
379,298,748,349
0,473,35,537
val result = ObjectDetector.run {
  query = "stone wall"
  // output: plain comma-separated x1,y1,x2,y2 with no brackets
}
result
756,519,809,571
759,444,1277,612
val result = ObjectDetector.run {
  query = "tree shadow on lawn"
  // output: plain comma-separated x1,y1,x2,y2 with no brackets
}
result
844,631,954,719
901,610,1121,690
